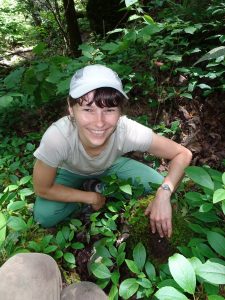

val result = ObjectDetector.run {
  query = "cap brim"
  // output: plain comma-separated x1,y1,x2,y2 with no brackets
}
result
69,82,129,99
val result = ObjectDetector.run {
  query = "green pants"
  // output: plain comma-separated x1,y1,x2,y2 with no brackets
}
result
34,157,163,227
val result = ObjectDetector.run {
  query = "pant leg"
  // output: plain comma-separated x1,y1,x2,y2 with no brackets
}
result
61,282,108,300
103,157,164,192
0,253,62,300
34,169,90,228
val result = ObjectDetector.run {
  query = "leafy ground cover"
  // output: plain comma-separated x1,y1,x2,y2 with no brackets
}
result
0,1,225,299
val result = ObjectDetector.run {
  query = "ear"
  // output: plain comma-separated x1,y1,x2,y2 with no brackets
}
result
68,105,74,117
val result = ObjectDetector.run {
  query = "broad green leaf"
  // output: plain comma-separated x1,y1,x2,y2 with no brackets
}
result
143,15,154,24
71,242,84,250
7,201,26,211
213,189,225,203
199,203,213,212
56,231,66,248
155,286,189,300
184,26,198,34
207,231,225,258
18,188,34,198
44,245,58,253
0,212,6,245
28,241,41,252
196,260,225,284
109,284,118,300
185,166,214,190
116,252,126,266
198,84,211,90
125,259,140,274
119,184,132,195
222,173,225,185
168,253,196,294
125,0,138,7
90,262,111,279
194,46,225,65
145,261,156,280
208,296,225,300
180,93,193,99
63,252,76,264
133,242,146,271
111,270,120,285
119,278,139,299
54,250,63,259
8,216,28,231
222,200,225,215
19,175,32,186
137,277,152,288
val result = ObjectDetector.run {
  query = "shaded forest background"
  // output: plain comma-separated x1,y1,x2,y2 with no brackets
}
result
0,1,225,299
0,0,224,171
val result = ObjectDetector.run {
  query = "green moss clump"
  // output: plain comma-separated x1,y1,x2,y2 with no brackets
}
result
126,195,195,264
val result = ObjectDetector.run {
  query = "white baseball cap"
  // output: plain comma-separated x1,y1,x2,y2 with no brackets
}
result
69,64,128,99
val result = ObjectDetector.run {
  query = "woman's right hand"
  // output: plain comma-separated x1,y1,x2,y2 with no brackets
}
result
90,192,106,210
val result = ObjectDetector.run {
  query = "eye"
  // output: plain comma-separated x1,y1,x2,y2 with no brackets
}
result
104,108,117,113
83,108,93,112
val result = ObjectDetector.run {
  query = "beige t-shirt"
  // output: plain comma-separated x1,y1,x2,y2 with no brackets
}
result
34,116,153,175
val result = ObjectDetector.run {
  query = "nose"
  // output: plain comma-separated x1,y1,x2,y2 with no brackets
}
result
95,110,105,128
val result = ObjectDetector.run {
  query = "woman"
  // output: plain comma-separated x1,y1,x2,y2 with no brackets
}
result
33,64,192,238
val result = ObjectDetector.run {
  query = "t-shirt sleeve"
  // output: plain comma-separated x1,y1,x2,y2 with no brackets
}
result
33,125,68,168
118,116,153,153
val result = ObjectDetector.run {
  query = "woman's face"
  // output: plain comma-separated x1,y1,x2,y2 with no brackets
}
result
70,91,121,151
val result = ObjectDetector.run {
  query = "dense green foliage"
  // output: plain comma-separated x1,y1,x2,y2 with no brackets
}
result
0,0,225,299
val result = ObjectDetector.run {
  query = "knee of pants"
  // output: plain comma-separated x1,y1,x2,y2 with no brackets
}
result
34,198,79,228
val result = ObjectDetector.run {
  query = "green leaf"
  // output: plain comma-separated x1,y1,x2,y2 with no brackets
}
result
184,26,198,34
7,201,26,211
119,184,132,195
196,260,225,284
213,189,225,203
8,216,28,231
194,46,225,65
207,231,225,258
143,15,154,24
185,166,214,190
63,252,76,264
137,277,152,288
222,173,225,185
116,252,126,266
198,84,211,90
145,261,156,280
0,212,6,246
208,296,225,300
33,42,47,55
119,278,139,299
111,270,120,285
19,175,32,186
109,284,118,300
168,253,196,294
125,0,138,7
44,245,58,253
155,287,189,300
133,242,146,271
125,259,140,274
90,262,111,279
180,93,193,99
71,242,84,250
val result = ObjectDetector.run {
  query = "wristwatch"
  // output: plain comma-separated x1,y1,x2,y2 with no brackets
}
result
160,183,172,193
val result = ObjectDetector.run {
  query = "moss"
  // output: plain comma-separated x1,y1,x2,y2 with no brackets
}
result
126,195,195,265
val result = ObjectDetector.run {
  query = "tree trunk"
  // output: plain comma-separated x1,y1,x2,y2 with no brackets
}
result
62,0,82,57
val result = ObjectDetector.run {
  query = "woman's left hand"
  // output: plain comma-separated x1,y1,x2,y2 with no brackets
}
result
144,188,172,238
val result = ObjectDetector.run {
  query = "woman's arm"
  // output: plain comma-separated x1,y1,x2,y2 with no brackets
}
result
144,132,192,238
33,159,105,210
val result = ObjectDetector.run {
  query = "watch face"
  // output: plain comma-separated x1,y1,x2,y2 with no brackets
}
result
161,184,171,191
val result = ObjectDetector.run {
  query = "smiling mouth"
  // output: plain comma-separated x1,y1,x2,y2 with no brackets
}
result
89,129,106,136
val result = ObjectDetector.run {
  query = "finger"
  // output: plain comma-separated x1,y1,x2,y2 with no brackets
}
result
161,221,168,238
144,204,152,216
156,222,164,238
167,219,172,238
150,219,156,234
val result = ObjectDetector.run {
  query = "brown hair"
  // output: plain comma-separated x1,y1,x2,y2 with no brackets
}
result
68,87,127,112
